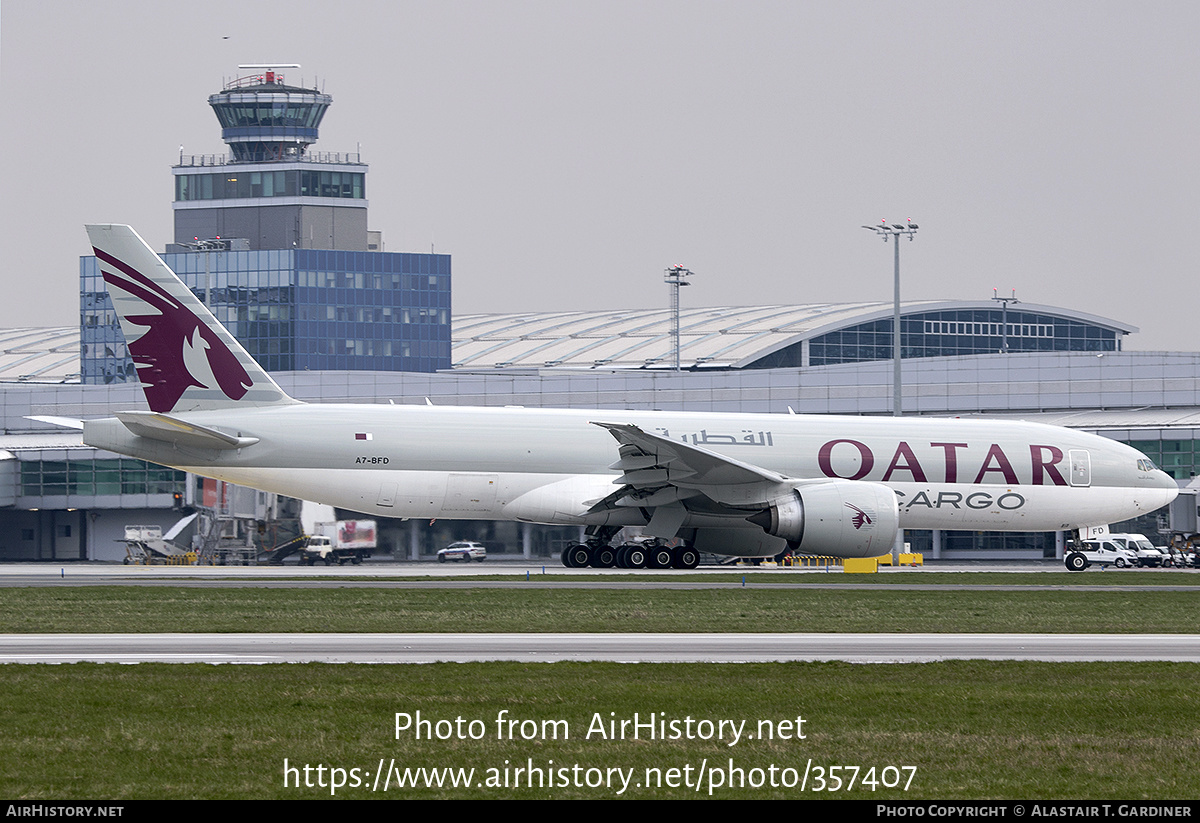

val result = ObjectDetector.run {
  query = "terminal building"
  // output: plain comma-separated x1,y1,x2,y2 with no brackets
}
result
451,301,1129,371
5,306,1200,562
2,69,1197,563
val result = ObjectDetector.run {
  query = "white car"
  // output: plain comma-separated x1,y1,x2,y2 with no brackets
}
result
438,541,487,563
1064,538,1140,571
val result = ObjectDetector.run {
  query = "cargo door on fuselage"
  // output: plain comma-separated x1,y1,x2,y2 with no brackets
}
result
1069,450,1091,487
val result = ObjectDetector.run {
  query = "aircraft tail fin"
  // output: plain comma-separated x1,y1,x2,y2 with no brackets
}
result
86,224,297,414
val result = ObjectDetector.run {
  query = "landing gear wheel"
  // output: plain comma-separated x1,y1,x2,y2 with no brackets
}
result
566,544,592,568
648,546,674,569
593,546,617,568
625,546,648,569
672,546,700,569
615,545,631,568
1065,552,1087,572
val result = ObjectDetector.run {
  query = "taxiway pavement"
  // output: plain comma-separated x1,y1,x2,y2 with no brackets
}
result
3,632,1199,664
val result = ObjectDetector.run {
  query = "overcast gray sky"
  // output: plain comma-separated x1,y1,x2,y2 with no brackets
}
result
3,1,1198,350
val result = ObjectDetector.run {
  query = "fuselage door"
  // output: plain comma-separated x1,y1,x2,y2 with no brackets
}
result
1068,450,1091,488
445,473,499,514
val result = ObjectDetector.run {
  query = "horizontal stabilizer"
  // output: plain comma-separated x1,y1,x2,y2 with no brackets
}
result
26,415,84,430
115,411,259,450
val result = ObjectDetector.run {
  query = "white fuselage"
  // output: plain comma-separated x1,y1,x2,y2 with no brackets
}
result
83,403,1178,535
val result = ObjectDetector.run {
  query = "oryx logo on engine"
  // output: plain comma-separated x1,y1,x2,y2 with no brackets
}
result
845,502,874,530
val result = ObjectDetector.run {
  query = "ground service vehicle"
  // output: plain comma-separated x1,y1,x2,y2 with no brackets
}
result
300,520,375,565
1107,533,1167,567
1064,537,1141,571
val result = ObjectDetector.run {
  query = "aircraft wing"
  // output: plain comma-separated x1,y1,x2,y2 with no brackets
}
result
593,421,786,486
590,421,790,537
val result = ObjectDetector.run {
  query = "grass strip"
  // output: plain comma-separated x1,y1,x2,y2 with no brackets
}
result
73,569,1200,585
2,586,1198,633
1,660,1196,799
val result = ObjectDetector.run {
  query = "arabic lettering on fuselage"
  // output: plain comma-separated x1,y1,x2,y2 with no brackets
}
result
655,428,775,447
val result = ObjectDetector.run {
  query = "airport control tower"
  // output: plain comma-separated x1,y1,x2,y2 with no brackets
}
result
172,65,372,251
82,65,450,382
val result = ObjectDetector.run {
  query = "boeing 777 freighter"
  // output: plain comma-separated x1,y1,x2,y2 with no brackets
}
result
80,225,1178,568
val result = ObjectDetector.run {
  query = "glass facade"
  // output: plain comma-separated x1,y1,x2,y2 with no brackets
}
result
811,309,1119,366
749,308,1122,369
904,529,1059,558
175,170,364,201
81,248,451,383
19,457,184,499
210,98,328,131
811,310,1119,366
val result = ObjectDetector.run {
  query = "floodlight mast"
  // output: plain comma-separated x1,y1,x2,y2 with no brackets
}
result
861,220,919,416
992,288,1020,353
664,266,693,372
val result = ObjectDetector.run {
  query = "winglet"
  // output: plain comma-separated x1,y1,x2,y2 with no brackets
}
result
86,225,296,414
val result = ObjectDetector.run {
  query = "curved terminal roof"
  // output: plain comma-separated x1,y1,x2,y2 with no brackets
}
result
0,327,81,382
9,301,1136,381
452,301,1135,371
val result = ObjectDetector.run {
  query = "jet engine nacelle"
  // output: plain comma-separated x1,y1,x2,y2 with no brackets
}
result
747,479,899,558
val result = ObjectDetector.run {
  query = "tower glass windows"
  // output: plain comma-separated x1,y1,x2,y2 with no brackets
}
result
175,170,362,201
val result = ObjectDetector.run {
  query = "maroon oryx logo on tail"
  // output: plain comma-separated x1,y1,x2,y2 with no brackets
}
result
845,502,874,530
95,248,253,413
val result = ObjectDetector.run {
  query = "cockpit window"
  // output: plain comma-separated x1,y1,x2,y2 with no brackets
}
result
1137,458,1159,472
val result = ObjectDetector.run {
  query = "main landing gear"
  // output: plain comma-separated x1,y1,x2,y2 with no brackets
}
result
561,541,700,569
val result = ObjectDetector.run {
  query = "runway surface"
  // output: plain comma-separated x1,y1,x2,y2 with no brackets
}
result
3,560,1197,590
4,633,1199,663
